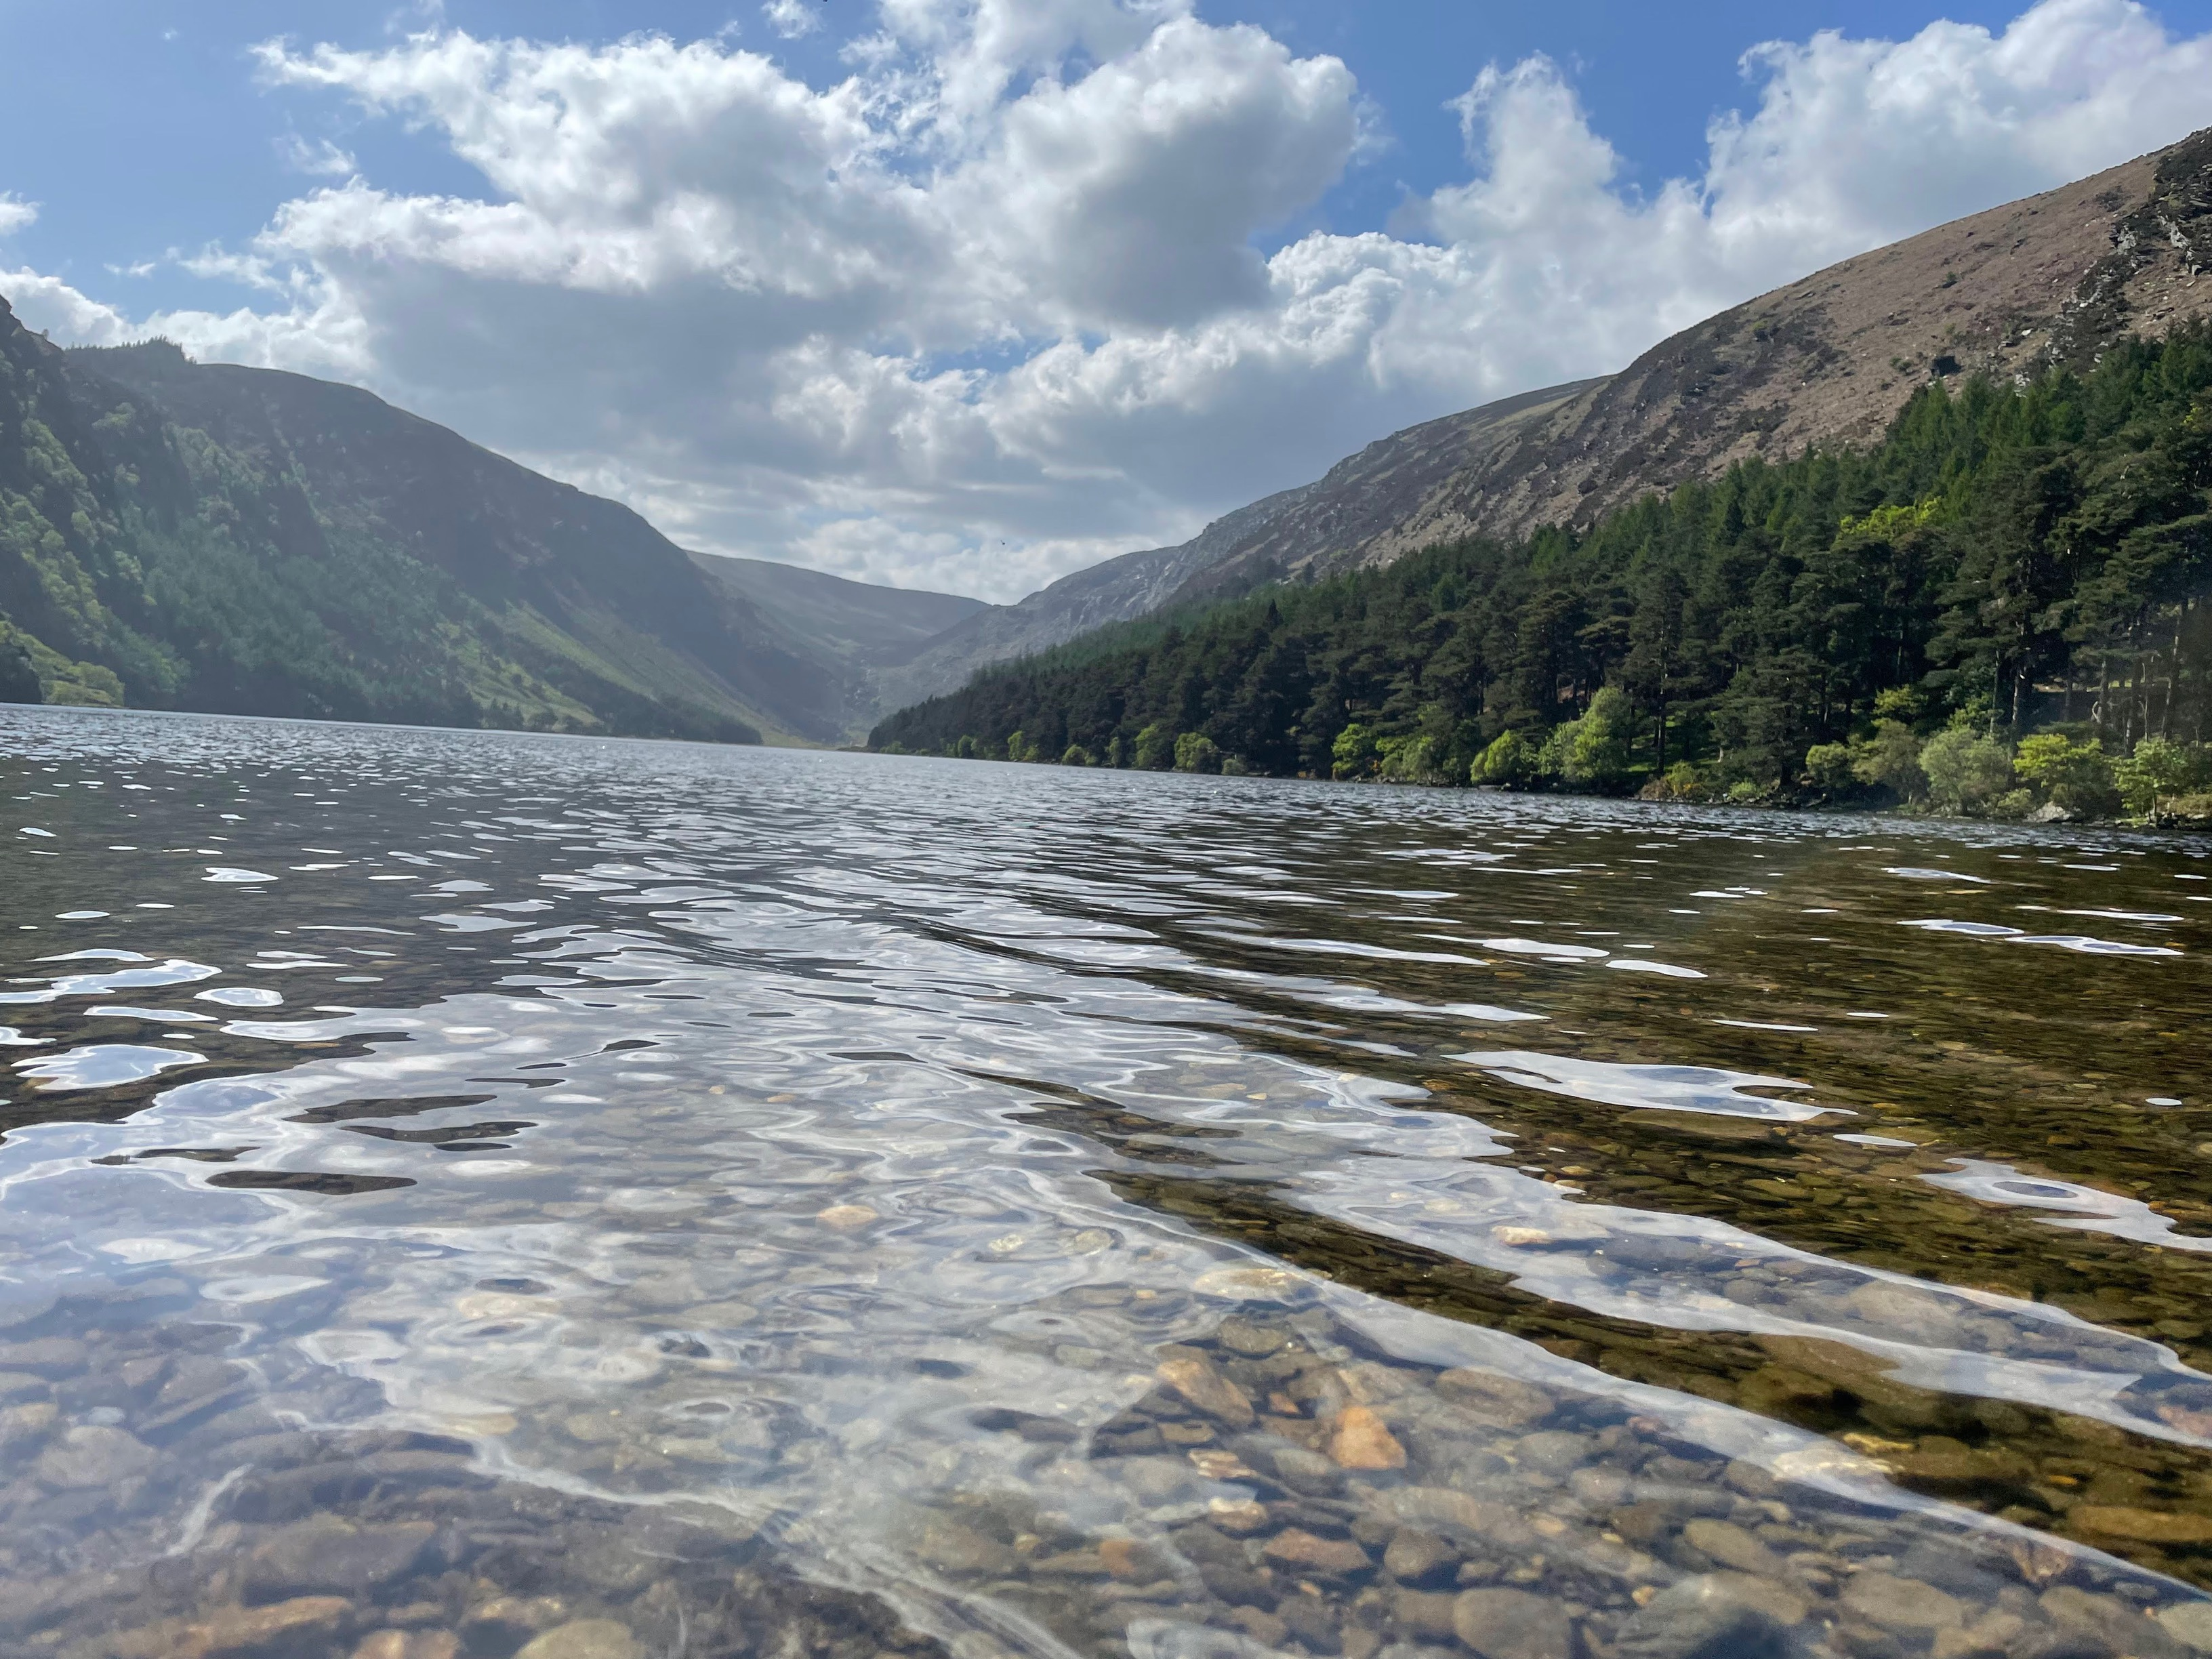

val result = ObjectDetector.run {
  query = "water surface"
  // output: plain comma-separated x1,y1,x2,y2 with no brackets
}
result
3,706,2211,1659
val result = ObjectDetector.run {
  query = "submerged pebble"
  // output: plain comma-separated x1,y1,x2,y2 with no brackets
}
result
1,712,2209,1659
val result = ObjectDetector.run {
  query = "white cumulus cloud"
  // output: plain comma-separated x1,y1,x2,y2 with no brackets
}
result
762,0,823,39
3,0,2210,600
0,196,37,237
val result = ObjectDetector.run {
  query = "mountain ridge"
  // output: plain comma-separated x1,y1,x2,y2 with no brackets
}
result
0,312,975,743
1175,125,2212,605
874,125,2212,713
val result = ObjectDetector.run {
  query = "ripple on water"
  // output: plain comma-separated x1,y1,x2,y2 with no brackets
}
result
12,1043,203,1090
1604,957,1704,977
1902,919,2186,956
0,956,222,1003
1925,1159,2212,1254
2,709,2211,1659
1456,1048,1843,1122
194,985,285,1008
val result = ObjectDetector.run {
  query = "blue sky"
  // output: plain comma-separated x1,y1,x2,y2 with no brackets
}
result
6,0,2212,597
11,0,2189,310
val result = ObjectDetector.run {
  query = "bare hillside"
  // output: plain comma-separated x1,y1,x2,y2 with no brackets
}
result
1177,125,2212,601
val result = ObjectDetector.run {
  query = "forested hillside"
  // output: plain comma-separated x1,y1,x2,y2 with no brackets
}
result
874,327,2212,821
868,128,2212,712
0,296,857,743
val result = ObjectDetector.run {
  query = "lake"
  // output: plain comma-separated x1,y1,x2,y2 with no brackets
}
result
1,705,2209,1659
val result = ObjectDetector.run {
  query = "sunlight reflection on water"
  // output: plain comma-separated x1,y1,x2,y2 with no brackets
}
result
0,707,2209,1658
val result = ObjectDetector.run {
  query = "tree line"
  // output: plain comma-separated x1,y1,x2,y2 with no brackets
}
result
873,325,2212,821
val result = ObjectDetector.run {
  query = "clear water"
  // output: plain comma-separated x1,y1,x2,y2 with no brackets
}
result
2,705,2211,1659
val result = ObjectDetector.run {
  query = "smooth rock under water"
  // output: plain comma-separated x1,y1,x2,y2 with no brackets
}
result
514,1620,647,1659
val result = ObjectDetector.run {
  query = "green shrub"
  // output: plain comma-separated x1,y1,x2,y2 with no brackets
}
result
0,626,39,705
1134,722,1176,771
1532,689,1633,790
2013,733,2118,817
2158,790,2212,825
1849,721,1925,800
1380,733,1450,783
1471,729,1534,787
1173,731,1222,773
43,661,126,706
1061,743,1094,767
1920,726,2015,815
1558,687,1635,788
2114,738,2212,815
1803,742,1856,798
1331,722,1378,780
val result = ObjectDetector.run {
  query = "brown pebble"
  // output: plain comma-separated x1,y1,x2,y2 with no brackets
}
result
37,1424,156,1488
1209,1498,1269,1534
1263,1528,1372,1576
1451,1586,1573,1659
353,1635,462,1659
1099,1538,1168,1581
914,1519,1017,1576
1188,1448,1261,1481
1435,1369,1551,1427
1841,1572,1964,1633
1385,1530,1454,1583
815,1205,879,1231
516,1622,644,1659
460,1597,570,1647
1393,1589,1458,1641
115,1597,354,1659
2043,1584,2196,1657
1681,1519,1783,1577
1327,1405,1406,1471
1931,1612,2030,1659
1231,1606,1290,1647
1386,1486,1530,1547
1156,1356,1255,1428
1216,1316,1288,1357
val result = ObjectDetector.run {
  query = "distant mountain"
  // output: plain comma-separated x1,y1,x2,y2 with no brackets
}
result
867,380,1597,713
0,305,960,743
878,125,2212,714
689,553,983,738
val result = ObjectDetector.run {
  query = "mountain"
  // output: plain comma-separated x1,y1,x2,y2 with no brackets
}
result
1172,125,2212,605
690,553,983,664
872,316,2212,813
865,378,1602,716
688,553,984,737
877,125,2212,713
0,303,947,744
